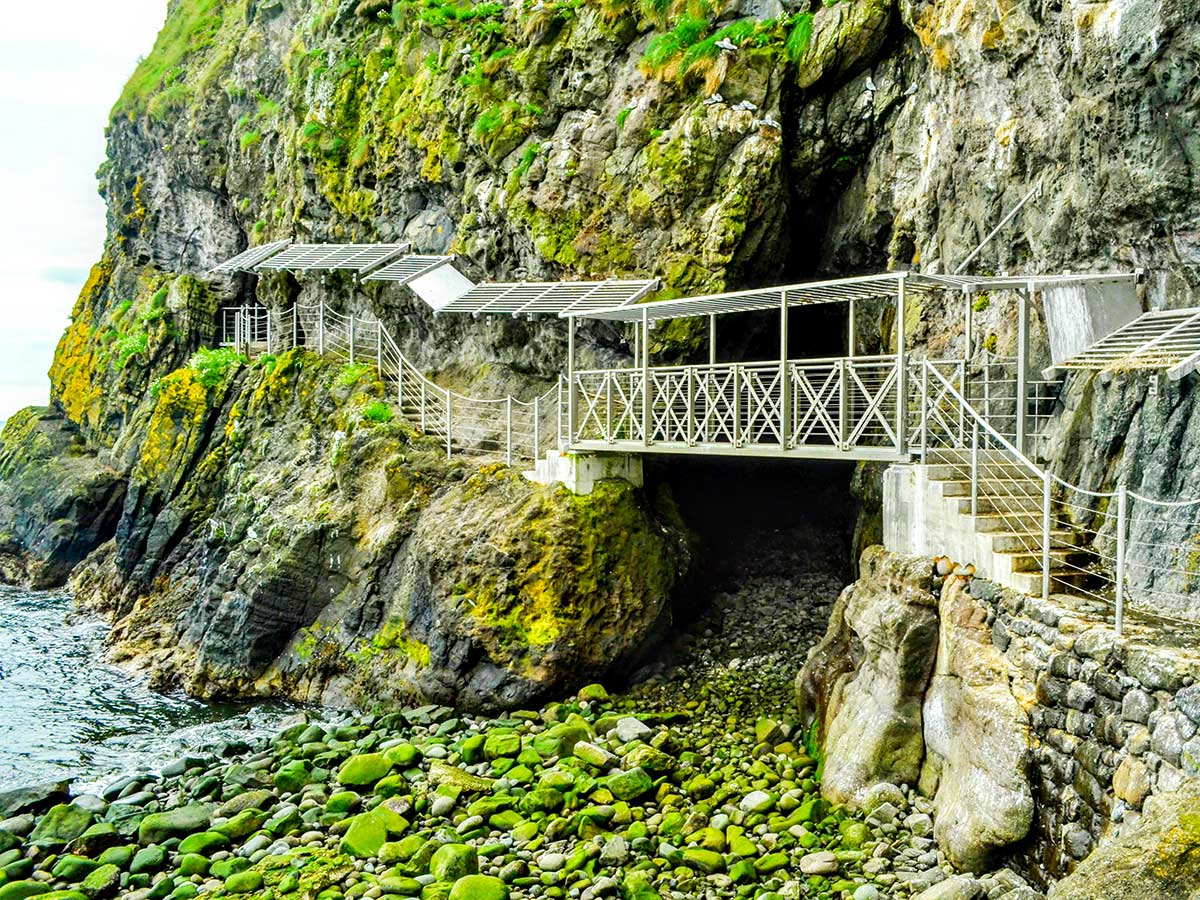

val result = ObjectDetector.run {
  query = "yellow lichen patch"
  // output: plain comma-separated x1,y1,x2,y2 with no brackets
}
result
995,118,1019,148
136,369,208,487
48,260,113,430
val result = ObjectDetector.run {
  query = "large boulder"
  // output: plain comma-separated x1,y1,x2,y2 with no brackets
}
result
1048,779,1200,900
921,577,1033,871
797,546,939,804
0,409,125,588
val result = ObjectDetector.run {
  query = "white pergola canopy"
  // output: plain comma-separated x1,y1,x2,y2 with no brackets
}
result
437,279,660,317
254,243,411,276
363,255,456,284
211,239,292,273
1054,308,1200,379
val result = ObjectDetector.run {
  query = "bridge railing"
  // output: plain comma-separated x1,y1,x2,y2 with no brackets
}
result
222,302,557,463
914,359,1200,633
572,354,907,453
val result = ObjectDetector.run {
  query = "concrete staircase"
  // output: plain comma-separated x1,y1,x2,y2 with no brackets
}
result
921,449,1096,596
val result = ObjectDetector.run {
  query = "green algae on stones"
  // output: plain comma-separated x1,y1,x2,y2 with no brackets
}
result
337,752,393,786
447,874,509,900
429,844,479,882
29,805,94,848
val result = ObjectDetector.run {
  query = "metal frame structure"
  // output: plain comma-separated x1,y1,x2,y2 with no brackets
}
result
253,243,410,277
1050,308,1200,379
211,240,292,274
363,255,457,284
437,279,661,317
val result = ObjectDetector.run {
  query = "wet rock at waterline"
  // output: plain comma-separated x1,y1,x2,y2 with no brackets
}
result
22,351,689,713
797,548,1035,870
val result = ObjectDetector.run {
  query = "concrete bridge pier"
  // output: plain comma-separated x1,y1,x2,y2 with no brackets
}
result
525,451,643,495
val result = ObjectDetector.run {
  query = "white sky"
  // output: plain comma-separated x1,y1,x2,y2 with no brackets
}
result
0,3,165,420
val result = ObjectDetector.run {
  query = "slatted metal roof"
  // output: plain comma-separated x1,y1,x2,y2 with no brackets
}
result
253,243,409,275
1051,308,1200,379
574,270,1143,323
573,272,934,323
438,280,661,317
920,272,1141,294
211,240,291,273
363,255,456,284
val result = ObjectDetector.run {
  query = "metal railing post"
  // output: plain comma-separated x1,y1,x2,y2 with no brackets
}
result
292,306,298,349
505,396,513,466
920,362,929,462
318,303,325,355
534,395,541,460
957,360,966,446
733,365,742,447
557,377,564,449
686,367,695,446
605,373,614,443
377,327,382,374
445,389,453,459
1116,487,1128,636
641,308,651,446
420,381,428,432
838,360,849,449
1042,471,1052,601
971,420,979,517
349,315,356,365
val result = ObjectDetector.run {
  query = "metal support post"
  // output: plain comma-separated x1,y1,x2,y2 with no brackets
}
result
349,315,356,365
709,314,717,366
963,285,973,360
848,300,856,358
1042,471,1052,601
733,365,742,447
896,275,908,455
920,363,929,462
971,420,979,516
377,327,382,373
641,308,651,446
605,373,613,443
266,309,272,353
779,290,791,449
533,396,541,460
420,381,427,432
292,306,298,349
445,390,453,459
686,367,695,446
557,378,564,449
1016,287,1031,455
505,396,513,466
567,317,577,447
1116,487,1128,636
318,303,325,356
838,359,849,449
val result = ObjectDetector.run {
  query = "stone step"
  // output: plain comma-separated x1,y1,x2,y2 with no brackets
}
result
957,496,1044,516
970,511,1046,532
937,477,1043,498
986,530,1082,552
994,547,1091,571
1008,569,1097,594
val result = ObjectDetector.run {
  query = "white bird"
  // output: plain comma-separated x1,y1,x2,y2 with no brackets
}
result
903,83,918,96
734,100,757,112
715,37,738,52
865,75,877,92
703,92,724,106
757,114,781,130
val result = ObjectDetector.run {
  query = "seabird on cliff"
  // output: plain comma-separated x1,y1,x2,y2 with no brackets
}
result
703,93,724,106
757,114,781,130
734,100,757,112
715,37,738,52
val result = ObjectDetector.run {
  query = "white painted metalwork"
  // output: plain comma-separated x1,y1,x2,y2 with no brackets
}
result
229,301,559,463
439,279,660,317
362,255,456,284
212,240,292,273
253,243,410,275
1049,308,1200,378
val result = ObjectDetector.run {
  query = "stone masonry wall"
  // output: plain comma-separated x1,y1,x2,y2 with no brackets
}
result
968,578,1200,884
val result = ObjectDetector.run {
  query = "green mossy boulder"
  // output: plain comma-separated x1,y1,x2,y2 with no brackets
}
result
483,733,521,761
137,805,213,845
337,753,392,786
130,846,166,875
274,760,311,793
384,744,421,768
681,848,724,874
0,884,50,900
429,844,478,882
223,870,262,894
29,804,94,848
178,854,209,877
78,863,121,899
177,831,228,855
447,875,508,900
50,857,98,883
606,768,653,801
340,810,388,859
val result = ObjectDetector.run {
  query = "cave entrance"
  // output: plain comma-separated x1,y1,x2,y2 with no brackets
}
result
649,455,858,590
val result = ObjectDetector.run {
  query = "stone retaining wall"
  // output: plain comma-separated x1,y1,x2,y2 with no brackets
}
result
972,578,1200,882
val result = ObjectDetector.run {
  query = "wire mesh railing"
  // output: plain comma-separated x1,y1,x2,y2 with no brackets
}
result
220,302,558,464
915,359,1200,633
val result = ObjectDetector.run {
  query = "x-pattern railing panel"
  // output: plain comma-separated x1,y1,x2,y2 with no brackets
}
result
739,365,783,445
846,360,899,448
695,367,737,444
650,369,691,443
791,362,840,446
